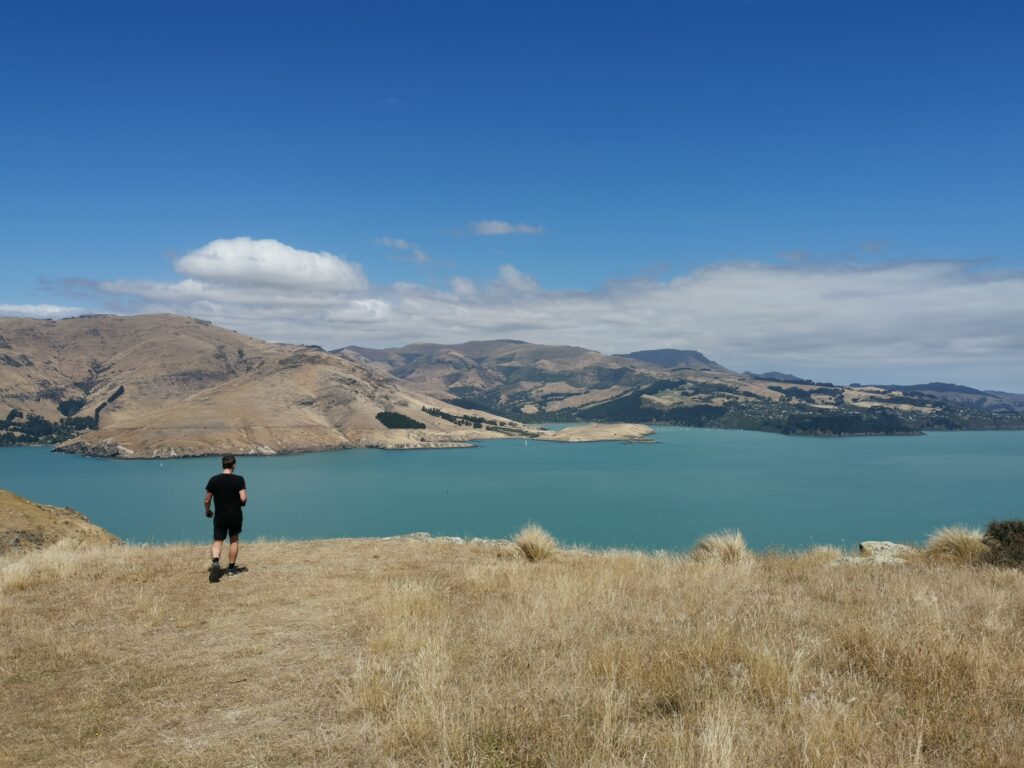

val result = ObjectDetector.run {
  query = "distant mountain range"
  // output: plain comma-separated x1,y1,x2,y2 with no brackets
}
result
339,346,1024,436
874,383,1024,413
339,339,1024,435
2,314,1022,456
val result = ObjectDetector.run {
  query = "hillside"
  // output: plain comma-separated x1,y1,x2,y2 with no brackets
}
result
620,348,730,371
3,528,1023,766
4,315,1022,453
882,383,1024,414
340,341,1024,436
0,488,120,554
0,315,534,457
338,339,669,410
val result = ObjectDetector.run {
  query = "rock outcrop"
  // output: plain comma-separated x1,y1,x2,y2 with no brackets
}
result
835,540,915,566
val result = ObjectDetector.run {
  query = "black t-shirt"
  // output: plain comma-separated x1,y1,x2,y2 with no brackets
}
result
206,473,246,519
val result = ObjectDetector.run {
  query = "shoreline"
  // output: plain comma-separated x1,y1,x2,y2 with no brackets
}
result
3,421,1022,460
46,422,657,459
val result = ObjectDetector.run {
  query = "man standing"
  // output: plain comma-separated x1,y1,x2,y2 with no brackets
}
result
204,454,247,582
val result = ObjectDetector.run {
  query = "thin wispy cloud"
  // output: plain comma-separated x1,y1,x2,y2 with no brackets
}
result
470,220,544,236
778,250,809,262
0,303,82,317
374,236,429,263
54,238,1024,390
497,264,539,293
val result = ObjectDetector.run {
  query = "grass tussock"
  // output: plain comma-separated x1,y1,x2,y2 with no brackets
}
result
514,523,558,561
691,529,750,564
923,526,988,565
2,537,1024,767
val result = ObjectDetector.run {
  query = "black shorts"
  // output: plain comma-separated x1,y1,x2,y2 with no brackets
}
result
213,514,243,540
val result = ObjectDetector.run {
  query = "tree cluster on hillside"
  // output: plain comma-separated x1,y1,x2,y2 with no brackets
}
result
375,411,425,429
422,406,508,429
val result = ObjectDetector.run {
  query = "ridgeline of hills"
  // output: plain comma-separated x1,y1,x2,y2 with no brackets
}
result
2,314,1023,456
0,314,534,457
338,340,1024,436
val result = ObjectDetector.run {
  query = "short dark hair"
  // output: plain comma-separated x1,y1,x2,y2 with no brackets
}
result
222,454,236,468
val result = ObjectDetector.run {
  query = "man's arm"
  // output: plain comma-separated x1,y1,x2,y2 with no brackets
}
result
204,491,213,517
239,489,247,507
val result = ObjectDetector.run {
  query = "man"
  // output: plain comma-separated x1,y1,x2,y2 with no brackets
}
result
204,454,247,582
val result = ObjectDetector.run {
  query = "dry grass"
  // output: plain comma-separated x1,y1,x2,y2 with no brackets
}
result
691,529,751,564
514,523,558,561
3,537,1024,767
923,526,989,565
805,544,847,563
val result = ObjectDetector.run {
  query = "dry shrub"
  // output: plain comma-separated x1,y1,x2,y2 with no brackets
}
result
983,520,1024,568
923,526,988,565
691,530,750,564
514,523,558,562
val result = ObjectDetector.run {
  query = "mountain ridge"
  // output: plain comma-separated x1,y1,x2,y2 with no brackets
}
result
0,314,534,457
3,314,1023,452
340,340,1024,435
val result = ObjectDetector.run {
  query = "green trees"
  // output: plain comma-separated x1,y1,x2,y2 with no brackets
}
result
375,411,426,429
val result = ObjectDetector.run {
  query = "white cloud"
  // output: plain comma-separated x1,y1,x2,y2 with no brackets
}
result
176,237,367,291
64,242,1024,390
0,303,82,317
325,298,393,323
374,236,429,263
497,264,539,292
450,277,477,297
470,220,544,236
375,236,411,249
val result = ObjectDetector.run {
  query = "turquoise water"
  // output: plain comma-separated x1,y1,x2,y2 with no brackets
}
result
1,428,1022,551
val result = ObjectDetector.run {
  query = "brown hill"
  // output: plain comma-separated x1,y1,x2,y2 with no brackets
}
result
338,339,699,415
336,339,839,419
0,488,119,553
620,348,731,371
0,314,529,457
338,340,1024,435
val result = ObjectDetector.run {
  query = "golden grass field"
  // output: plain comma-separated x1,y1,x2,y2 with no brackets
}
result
2,532,1024,768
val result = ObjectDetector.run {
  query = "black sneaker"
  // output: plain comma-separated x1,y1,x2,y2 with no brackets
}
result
226,564,247,576
209,563,223,583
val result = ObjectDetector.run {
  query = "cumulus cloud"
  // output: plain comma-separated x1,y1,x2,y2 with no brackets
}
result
374,236,429,263
59,241,1024,390
176,237,367,291
0,303,83,317
470,220,544,236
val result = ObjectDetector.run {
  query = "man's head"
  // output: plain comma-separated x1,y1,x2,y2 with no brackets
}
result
222,454,236,470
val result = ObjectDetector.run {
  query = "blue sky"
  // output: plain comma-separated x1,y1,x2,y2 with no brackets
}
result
2,1,1023,388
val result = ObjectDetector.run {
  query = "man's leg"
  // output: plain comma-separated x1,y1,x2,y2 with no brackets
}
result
228,534,239,565
209,536,226,582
